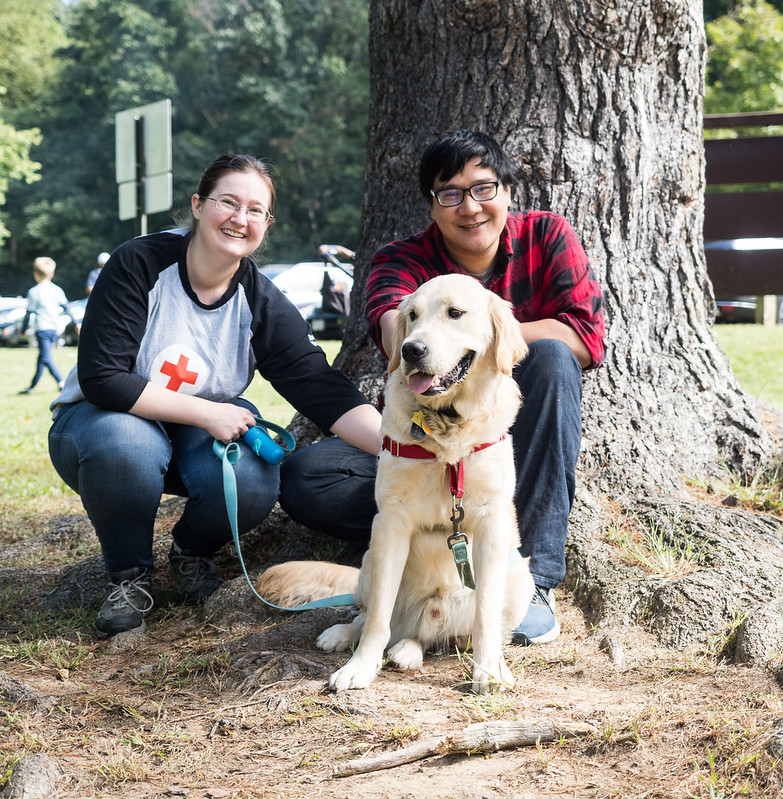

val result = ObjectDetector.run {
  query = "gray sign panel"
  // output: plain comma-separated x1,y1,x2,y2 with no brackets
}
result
115,99,172,220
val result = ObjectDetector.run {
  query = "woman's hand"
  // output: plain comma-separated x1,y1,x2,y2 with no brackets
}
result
203,402,258,445
129,383,258,442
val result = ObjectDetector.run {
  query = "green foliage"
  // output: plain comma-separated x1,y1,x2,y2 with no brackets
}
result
704,0,783,19
0,0,369,298
705,1,783,116
0,0,67,111
0,101,41,244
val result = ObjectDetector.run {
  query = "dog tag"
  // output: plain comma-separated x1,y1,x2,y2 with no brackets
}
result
410,410,431,440
410,420,427,440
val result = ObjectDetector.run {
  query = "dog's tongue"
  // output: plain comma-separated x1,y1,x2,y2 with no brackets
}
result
408,372,438,394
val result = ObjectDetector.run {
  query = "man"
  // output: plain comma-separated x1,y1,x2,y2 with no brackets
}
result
280,129,605,645
86,251,110,295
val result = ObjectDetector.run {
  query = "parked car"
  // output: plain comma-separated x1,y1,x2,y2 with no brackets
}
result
0,298,27,346
258,263,293,281
714,296,756,323
0,296,84,346
706,238,783,323
61,297,89,346
271,259,353,339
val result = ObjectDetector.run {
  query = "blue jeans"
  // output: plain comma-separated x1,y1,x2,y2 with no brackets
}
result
48,399,279,575
30,329,63,388
279,339,583,590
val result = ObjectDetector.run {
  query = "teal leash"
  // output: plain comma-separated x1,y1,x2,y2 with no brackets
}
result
214,418,355,611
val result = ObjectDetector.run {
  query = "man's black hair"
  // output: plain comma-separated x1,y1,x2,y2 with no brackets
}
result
418,129,516,201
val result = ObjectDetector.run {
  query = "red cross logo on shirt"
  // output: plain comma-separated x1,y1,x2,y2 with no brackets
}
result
160,354,199,391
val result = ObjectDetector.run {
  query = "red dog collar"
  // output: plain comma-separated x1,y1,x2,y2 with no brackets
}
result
381,435,507,499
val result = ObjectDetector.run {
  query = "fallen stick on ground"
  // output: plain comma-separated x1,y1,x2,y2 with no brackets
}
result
333,718,596,777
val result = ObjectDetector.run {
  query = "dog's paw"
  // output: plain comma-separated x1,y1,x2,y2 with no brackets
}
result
471,657,515,694
387,638,424,670
317,619,362,652
328,656,380,692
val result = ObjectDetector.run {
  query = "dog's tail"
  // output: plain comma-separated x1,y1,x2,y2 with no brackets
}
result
255,561,359,608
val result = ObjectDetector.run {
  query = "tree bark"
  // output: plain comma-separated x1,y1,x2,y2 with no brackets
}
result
338,0,772,489
318,0,783,650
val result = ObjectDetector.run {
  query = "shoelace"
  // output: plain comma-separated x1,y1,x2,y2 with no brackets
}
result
107,576,154,613
173,555,213,585
531,586,552,608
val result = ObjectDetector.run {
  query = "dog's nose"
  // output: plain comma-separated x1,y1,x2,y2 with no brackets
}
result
402,340,427,363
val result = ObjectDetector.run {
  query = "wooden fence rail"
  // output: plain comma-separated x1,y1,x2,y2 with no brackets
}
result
703,111,783,300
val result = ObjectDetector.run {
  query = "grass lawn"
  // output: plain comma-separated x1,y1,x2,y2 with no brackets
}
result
0,327,778,543
713,323,783,412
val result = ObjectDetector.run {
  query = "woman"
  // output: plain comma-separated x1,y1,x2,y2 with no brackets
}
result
49,154,381,639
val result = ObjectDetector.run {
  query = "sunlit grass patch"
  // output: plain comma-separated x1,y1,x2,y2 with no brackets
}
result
605,511,705,578
689,465,783,516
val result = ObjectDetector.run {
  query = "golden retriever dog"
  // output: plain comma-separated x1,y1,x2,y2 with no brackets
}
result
258,273,534,693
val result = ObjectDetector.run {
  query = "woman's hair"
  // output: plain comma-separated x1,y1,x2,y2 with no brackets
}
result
182,153,277,233
418,130,516,201
33,256,56,280
197,153,276,211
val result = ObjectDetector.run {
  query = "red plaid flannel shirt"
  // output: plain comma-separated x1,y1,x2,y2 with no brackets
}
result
366,210,605,369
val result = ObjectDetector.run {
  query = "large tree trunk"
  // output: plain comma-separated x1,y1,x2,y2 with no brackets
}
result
343,0,770,481
328,0,783,654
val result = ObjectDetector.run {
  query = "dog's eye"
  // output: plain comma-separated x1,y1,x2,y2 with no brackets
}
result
448,307,465,319
408,310,417,322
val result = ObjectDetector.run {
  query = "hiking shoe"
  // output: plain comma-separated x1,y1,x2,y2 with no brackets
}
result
96,568,154,639
168,543,222,604
511,585,560,645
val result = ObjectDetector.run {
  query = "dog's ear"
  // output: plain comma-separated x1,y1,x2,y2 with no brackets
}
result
489,294,529,375
387,307,409,374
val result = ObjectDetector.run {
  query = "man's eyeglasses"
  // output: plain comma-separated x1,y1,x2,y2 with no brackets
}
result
430,181,500,208
201,195,273,223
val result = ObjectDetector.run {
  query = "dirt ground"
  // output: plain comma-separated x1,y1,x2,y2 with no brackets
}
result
2,574,783,799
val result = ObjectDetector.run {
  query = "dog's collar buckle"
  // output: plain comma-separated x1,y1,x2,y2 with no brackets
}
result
448,534,475,591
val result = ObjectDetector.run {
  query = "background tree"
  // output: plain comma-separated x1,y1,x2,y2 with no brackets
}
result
0,0,63,251
178,0,369,257
704,0,783,19
0,97,41,245
0,0,369,297
0,0,66,112
704,0,783,116
3,0,184,295
332,0,781,650
2,0,774,296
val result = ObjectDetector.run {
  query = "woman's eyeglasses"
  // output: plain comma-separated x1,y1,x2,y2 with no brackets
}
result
201,195,273,223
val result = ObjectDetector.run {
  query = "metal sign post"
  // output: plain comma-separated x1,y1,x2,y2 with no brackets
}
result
115,99,172,235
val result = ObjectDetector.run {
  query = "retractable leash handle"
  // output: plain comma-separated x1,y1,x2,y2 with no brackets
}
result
213,417,354,611
244,415,295,464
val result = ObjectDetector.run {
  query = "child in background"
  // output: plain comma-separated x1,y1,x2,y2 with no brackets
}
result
19,256,70,394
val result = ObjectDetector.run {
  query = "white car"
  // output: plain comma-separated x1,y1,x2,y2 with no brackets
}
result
0,295,78,346
271,261,354,337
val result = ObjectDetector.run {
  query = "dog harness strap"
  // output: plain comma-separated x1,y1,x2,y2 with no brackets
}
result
446,460,475,588
448,461,464,498
382,434,509,594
